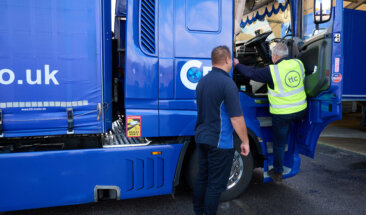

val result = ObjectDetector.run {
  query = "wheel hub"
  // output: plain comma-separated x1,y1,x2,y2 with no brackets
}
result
227,151,244,189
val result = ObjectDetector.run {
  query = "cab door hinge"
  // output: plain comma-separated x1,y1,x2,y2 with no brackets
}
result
67,108,74,134
334,33,341,43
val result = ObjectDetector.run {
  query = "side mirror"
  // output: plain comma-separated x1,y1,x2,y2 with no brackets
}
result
313,0,332,24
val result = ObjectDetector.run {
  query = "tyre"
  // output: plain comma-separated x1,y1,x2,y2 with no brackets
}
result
186,135,254,201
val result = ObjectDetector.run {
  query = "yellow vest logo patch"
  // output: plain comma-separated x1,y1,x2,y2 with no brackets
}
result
285,71,301,88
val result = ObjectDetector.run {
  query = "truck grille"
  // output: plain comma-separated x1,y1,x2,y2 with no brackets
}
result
140,0,156,55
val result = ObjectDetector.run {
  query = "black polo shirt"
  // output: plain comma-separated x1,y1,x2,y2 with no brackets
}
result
195,67,243,149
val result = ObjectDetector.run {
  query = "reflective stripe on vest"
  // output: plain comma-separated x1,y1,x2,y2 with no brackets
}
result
270,99,307,109
268,85,304,97
268,59,307,114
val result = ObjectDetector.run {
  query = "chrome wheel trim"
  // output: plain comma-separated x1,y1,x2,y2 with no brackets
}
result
227,151,244,190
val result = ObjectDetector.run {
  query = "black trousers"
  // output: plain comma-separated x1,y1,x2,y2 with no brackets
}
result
193,143,235,215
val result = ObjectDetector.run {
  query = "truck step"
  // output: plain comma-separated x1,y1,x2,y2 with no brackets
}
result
257,117,272,127
263,166,292,178
102,119,151,147
266,142,288,154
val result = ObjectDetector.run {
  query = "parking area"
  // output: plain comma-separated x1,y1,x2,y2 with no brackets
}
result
5,114,366,215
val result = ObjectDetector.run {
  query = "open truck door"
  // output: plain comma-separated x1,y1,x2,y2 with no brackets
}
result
294,0,343,158
232,0,343,182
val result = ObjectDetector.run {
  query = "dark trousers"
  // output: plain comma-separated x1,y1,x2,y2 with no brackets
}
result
272,109,306,173
193,143,235,215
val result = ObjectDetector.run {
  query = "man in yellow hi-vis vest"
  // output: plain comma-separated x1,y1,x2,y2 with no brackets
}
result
234,43,307,183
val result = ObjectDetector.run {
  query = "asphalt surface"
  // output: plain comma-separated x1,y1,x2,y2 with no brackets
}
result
320,112,366,155
5,144,366,215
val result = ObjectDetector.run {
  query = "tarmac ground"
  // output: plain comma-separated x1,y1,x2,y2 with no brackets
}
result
319,112,366,155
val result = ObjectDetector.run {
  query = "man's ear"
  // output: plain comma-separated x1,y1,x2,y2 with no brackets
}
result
272,54,277,63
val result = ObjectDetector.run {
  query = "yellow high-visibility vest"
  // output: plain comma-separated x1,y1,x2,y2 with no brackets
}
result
268,59,307,115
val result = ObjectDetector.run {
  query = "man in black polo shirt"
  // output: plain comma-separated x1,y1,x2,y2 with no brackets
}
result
193,46,250,215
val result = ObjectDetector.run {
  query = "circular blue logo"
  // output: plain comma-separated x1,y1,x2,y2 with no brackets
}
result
285,71,301,88
187,67,202,83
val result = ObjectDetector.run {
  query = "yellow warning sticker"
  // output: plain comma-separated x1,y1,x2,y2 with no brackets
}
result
126,116,141,138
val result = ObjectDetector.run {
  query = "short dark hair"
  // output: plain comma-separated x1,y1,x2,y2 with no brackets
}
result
211,46,231,65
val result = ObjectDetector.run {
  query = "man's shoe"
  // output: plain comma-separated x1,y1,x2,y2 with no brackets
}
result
268,169,283,183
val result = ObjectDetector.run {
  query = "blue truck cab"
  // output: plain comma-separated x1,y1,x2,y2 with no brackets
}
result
0,0,356,212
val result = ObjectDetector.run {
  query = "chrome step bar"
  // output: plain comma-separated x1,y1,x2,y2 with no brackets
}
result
102,118,151,147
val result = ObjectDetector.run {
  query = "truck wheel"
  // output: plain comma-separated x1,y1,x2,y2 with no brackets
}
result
221,148,253,201
186,137,254,201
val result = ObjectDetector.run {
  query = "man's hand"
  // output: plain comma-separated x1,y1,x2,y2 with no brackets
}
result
240,142,250,156
230,116,250,156
233,58,239,67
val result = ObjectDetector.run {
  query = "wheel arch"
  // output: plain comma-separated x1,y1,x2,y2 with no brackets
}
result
247,128,265,168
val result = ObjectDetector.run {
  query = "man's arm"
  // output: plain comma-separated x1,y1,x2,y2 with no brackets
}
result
231,116,250,156
223,80,250,156
233,58,273,88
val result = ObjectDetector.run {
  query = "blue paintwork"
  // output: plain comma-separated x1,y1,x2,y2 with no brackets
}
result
291,0,300,38
125,0,159,108
0,0,110,137
124,0,341,161
124,0,159,137
124,0,233,137
0,144,183,212
159,100,197,110
159,110,197,136
103,0,113,132
159,59,175,99
174,0,232,58
186,0,220,32
239,93,266,150
342,9,366,101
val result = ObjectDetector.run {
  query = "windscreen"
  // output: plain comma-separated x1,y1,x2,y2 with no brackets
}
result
236,0,291,42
